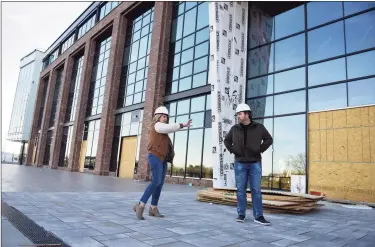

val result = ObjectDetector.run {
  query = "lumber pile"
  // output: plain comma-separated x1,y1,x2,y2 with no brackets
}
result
196,188,325,214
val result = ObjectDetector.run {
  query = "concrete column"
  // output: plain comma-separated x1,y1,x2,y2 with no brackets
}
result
68,40,96,172
136,2,174,181
94,15,128,176
49,56,75,169
35,70,58,166
26,76,48,165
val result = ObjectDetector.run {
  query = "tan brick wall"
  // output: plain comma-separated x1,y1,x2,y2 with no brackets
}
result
308,105,375,203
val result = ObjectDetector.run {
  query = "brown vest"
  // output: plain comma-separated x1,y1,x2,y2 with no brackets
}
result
147,123,169,161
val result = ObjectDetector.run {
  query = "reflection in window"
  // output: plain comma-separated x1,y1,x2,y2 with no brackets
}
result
248,6,274,48
275,5,305,40
273,114,306,177
58,126,73,167
274,67,305,93
100,1,119,20
167,2,209,94
61,34,75,54
347,50,375,79
275,34,305,71
110,110,143,173
43,130,54,166
344,2,375,16
345,10,375,53
254,118,273,177
248,44,274,78
87,36,111,116
37,79,49,130
118,8,154,108
247,96,273,118
308,58,346,86
166,94,211,178
348,78,375,107
247,75,273,98
66,55,84,122
83,120,101,170
49,68,64,128
307,2,343,28
308,83,347,112
78,15,96,39
308,21,345,63
274,90,306,115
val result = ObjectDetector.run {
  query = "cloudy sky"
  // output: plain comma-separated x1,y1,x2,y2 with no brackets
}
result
2,2,91,154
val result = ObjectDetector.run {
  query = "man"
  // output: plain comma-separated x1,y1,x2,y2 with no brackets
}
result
224,103,273,225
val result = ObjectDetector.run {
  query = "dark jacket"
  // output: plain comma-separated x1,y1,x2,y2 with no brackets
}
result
224,122,273,163
165,137,175,163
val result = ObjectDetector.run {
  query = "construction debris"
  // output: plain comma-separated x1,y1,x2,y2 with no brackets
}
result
196,188,325,214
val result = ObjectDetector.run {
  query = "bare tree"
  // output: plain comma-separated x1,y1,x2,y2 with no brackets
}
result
285,153,306,175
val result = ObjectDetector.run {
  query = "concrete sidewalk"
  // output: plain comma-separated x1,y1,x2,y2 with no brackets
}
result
2,217,33,247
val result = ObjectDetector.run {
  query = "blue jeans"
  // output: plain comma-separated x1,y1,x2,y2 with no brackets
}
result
235,161,263,219
140,154,167,206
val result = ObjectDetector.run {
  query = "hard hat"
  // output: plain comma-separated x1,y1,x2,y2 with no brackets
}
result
235,103,251,114
154,106,169,115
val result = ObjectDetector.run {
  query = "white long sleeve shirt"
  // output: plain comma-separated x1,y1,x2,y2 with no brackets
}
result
154,122,182,134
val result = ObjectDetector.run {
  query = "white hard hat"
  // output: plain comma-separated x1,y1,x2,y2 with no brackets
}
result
235,103,251,114
154,106,169,115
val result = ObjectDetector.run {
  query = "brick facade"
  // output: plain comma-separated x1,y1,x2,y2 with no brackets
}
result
28,1,212,188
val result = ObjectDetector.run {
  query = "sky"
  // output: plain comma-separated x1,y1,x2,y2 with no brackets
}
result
2,2,92,154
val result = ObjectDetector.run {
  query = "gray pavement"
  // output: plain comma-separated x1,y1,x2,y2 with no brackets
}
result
2,218,34,247
2,163,375,247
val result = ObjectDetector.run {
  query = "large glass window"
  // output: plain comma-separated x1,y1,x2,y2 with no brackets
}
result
37,79,49,130
344,2,375,16
275,5,304,40
348,77,375,107
99,1,119,20
87,36,111,116
66,55,84,122
275,34,305,71
166,94,212,178
61,34,75,54
58,126,73,167
167,2,209,95
83,120,101,170
43,130,54,166
309,83,347,112
49,68,64,128
78,15,96,39
307,2,343,28
345,10,375,53
308,58,346,86
347,50,375,79
118,7,154,108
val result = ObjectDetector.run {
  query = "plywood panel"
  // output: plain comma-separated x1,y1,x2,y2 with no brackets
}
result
320,130,327,162
326,111,333,128
326,130,334,161
333,129,347,162
362,127,371,163
370,126,375,163
319,112,327,129
119,136,137,178
309,130,320,162
333,110,346,128
361,107,370,126
347,128,363,163
309,113,320,131
369,106,375,125
346,108,362,127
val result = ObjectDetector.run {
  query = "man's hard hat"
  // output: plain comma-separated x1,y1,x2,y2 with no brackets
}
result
154,106,169,115
235,103,251,114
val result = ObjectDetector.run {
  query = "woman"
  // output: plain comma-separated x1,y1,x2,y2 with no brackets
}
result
133,106,192,220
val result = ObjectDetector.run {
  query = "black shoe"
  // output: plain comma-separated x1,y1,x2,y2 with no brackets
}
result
254,216,271,226
236,215,245,223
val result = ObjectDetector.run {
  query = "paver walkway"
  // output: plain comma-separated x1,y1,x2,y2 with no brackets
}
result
2,164,375,247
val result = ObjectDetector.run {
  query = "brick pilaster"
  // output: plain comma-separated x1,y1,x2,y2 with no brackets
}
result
49,56,75,169
94,15,128,176
68,40,96,172
35,70,58,166
26,76,48,165
136,2,174,181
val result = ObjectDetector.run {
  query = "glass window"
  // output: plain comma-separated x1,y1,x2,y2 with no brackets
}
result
183,8,197,37
194,56,208,73
179,77,192,92
190,112,204,128
206,95,211,110
195,41,209,58
180,62,193,78
275,5,305,40
344,2,375,16
348,77,375,107
307,2,343,28
247,96,273,118
247,75,273,98
191,96,205,112
202,128,212,179
192,72,207,88
345,11,375,53
196,27,209,44
248,44,274,78
254,118,273,177
309,83,347,112
173,131,188,176
274,90,306,115
181,48,194,64
308,58,346,86
197,2,209,30
347,50,375,79
186,129,203,178
177,99,190,115
308,21,345,63
274,67,305,93
273,114,306,176
182,34,195,50
275,34,305,71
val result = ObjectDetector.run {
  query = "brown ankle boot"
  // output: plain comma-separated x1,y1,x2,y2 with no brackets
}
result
133,203,145,220
149,207,164,218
